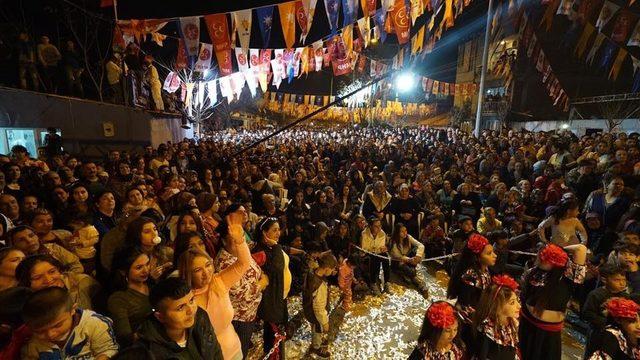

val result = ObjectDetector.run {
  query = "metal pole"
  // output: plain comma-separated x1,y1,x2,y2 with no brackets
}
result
474,0,494,137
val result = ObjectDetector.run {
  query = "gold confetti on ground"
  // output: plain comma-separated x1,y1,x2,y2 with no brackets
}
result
246,265,584,359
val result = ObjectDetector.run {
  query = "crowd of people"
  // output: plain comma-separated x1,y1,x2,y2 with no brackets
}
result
0,123,638,359
7,32,167,112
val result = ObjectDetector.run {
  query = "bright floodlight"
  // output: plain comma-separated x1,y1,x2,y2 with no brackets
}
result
203,69,211,77
396,72,416,93
561,123,570,129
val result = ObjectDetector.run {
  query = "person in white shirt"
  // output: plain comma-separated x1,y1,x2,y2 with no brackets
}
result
360,217,389,295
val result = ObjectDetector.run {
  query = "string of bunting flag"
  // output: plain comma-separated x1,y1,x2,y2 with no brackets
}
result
538,0,640,91
152,0,482,111
520,14,571,111
259,91,439,122
122,0,481,109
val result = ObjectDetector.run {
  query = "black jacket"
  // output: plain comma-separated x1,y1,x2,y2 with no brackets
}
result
136,308,223,360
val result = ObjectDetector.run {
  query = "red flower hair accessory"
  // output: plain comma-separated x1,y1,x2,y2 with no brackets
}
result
605,297,640,320
538,244,568,268
427,302,457,329
467,233,489,254
492,274,519,292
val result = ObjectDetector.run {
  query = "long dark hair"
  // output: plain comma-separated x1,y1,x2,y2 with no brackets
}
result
126,216,156,246
111,246,148,291
472,284,517,338
390,223,409,250
447,246,481,299
522,266,565,312
253,217,279,244
15,254,63,288
549,199,578,223
417,301,460,346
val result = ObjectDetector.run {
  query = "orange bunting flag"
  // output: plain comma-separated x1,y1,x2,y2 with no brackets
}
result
279,2,297,49
343,24,354,54
216,49,233,76
205,14,231,52
443,0,455,29
390,0,410,44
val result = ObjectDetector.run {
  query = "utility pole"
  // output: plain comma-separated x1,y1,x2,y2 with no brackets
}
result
474,0,494,137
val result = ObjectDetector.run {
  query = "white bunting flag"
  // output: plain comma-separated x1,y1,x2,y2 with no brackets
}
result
207,80,217,104
179,17,200,57
235,48,249,72
194,43,213,72
313,40,324,71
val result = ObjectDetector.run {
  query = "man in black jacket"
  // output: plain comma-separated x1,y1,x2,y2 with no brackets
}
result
136,278,223,359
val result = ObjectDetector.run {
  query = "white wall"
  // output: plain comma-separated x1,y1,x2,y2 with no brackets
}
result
510,119,640,136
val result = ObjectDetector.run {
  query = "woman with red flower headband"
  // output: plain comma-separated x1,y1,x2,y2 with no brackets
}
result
586,297,640,360
472,274,522,360
408,301,467,360
519,243,587,360
446,233,497,352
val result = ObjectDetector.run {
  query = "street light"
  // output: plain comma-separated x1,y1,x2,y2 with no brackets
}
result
396,72,416,93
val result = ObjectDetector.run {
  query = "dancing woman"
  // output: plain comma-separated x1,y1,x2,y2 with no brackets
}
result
473,274,521,360
519,243,587,360
409,301,466,359
447,233,497,352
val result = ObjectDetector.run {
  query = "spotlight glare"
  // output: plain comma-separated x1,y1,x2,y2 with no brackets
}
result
561,123,570,130
396,72,416,93
203,69,210,77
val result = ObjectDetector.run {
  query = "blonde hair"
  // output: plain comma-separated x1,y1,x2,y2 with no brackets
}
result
177,246,212,289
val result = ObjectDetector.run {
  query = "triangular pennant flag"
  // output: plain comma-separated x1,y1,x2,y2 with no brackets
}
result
231,72,246,98
595,1,620,31
357,17,371,47
325,0,341,34
249,49,261,71
390,0,410,44
313,40,324,71
575,23,596,57
586,33,605,65
207,80,217,104
205,14,231,52
412,25,425,54
234,10,252,50
343,24,354,54
194,43,213,72
608,48,627,80
279,2,297,49
216,49,233,76
342,0,358,26
556,0,574,15
301,0,319,43
256,6,275,47
628,21,640,47
611,12,638,44
196,82,205,108
632,56,640,75
179,17,200,58
293,48,304,76
410,0,424,25
362,0,377,16
235,48,249,72
163,71,182,93
540,0,560,31
295,1,310,44
374,9,388,43
443,0,455,29
176,39,188,69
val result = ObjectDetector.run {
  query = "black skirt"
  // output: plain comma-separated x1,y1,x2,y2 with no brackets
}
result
519,307,562,360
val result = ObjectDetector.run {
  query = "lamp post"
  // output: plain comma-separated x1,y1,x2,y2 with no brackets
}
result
474,0,494,137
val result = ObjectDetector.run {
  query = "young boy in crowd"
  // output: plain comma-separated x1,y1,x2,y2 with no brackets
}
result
419,214,447,257
137,277,223,359
582,263,631,355
21,287,118,359
608,241,640,293
303,252,338,358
